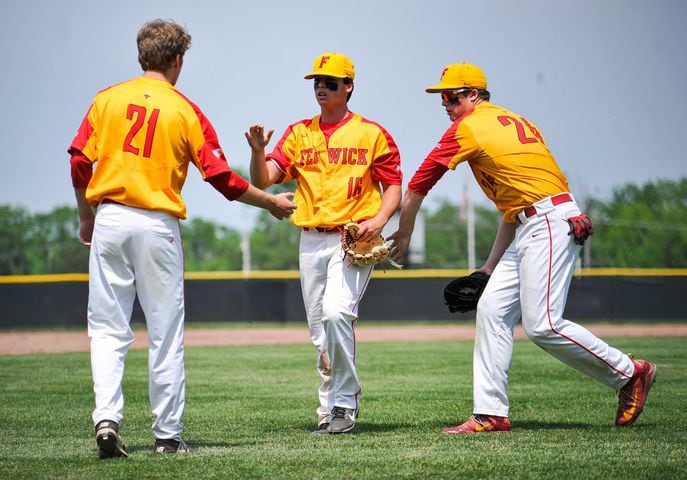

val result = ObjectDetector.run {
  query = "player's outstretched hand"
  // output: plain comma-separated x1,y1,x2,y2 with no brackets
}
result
387,230,410,262
268,192,296,220
245,124,274,151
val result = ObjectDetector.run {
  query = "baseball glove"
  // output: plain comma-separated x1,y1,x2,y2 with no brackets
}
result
341,222,402,269
444,271,490,313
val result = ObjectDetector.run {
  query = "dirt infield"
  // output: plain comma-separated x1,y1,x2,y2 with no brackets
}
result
1,323,685,356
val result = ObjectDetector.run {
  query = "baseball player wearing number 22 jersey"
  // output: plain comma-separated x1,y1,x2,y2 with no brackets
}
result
389,63,656,433
68,19,295,458
248,53,402,434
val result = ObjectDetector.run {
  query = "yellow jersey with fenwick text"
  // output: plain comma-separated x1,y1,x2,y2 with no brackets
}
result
69,77,234,219
408,101,569,222
267,113,402,228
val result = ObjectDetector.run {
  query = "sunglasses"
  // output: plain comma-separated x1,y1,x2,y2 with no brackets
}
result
441,88,471,105
313,78,340,92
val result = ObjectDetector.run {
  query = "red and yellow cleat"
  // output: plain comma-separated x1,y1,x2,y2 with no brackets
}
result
443,415,511,434
616,359,657,426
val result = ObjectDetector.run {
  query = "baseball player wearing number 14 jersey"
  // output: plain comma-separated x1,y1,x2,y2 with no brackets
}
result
68,19,295,458
248,52,402,434
389,62,656,433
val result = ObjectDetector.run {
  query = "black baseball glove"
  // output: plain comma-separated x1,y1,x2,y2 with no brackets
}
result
444,271,490,313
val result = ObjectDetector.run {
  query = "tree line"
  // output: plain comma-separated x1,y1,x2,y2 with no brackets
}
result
1,178,685,275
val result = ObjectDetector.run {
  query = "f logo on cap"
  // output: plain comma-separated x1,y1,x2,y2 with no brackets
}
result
304,52,355,80
425,62,488,93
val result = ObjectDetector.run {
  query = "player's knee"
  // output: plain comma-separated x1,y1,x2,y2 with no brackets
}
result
522,321,555,345
475,295,499,319
321,304,349,327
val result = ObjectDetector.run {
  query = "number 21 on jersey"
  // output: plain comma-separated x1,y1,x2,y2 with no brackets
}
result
123,104,159,157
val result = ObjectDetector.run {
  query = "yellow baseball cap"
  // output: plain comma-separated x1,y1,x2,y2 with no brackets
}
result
425,63,487,93
304,52,355,80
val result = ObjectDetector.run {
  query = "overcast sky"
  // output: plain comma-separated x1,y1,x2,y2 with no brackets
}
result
1,0,685,232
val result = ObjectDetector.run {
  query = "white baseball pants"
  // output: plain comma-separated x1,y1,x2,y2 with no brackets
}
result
473,194,634,417
88,203,186,440
299,229,373,420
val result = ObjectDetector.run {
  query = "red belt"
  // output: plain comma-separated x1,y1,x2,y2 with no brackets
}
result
303,226,344,233
523,193,572,218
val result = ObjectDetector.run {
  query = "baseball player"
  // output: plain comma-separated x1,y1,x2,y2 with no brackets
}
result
389,63,656,433
247,52,402,434
68,19,295,458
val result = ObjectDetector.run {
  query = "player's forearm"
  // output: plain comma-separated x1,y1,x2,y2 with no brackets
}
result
235,184,295,220
397,190,425,235
74,188,95,220
373,184,402,225
235,183,278,210
481,218,517,274
74,187,95,246
249,148,272,189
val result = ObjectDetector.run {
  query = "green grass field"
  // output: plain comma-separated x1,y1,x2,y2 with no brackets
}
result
1,335,685,479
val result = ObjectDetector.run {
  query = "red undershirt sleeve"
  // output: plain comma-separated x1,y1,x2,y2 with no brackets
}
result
407,158,450,196
407,122,463,196
207,171,250,201
69,151,93,188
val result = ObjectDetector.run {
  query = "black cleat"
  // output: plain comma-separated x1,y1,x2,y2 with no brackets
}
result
95,420,128,459
154,438,191,454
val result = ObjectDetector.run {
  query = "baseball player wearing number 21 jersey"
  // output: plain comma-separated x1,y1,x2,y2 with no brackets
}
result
248,53,402,434
389,63,656,433
68,19,295,458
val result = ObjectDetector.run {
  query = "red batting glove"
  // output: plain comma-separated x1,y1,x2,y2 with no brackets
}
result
566,213,594,245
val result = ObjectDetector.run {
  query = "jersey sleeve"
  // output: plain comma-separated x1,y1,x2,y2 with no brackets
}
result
183,101,232,180
68,106,95,156
408,117,481,195
266,123,299,183
67,106,96,188
407,124,460,195
407,157,450,196
370,124,402,186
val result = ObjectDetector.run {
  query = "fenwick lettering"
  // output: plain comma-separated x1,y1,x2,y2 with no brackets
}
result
298,148,369,166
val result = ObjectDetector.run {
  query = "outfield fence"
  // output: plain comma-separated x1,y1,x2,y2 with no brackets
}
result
0,269,685,328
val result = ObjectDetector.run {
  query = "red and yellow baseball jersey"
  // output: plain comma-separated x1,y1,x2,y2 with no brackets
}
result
409,102,569,222
68,77,240,219
267,113,402,228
